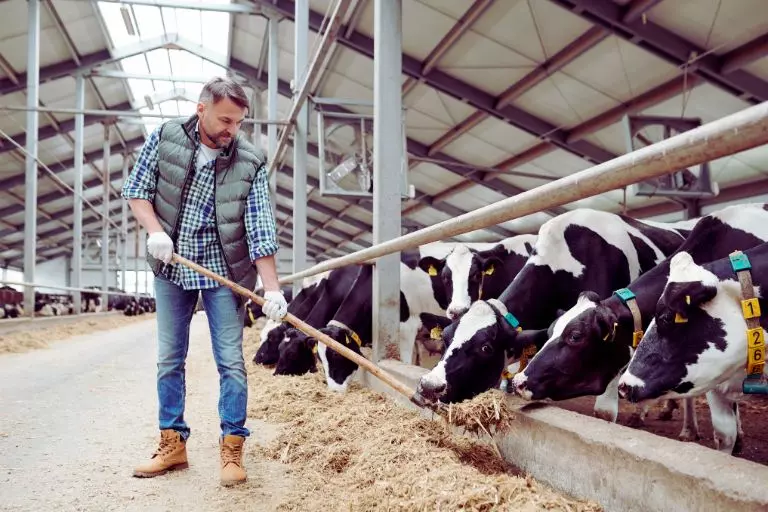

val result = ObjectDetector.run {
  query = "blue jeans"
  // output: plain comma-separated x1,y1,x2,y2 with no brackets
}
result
154,275,249,440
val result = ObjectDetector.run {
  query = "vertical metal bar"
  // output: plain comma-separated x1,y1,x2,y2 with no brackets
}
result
252,89,263,153
267,14,279,203
23,0,41,317
372,0,403,363
121,154,129,290
144,260,149,295
102,123,110,310
134,226,140,297
292,0,308,298
72,74,84,314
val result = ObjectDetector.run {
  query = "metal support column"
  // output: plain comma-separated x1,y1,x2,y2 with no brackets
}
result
267,15,279,202
134,227,140,297
121,153,129,290
292,0,308,298
23,0,41,317
72,74,85,314
102,123,110,309
252,90,263,153
372,0,403,363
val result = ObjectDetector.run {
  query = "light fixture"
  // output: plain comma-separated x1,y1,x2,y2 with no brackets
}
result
120,5,136,36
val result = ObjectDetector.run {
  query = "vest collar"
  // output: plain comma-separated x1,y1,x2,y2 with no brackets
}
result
180,114,238,170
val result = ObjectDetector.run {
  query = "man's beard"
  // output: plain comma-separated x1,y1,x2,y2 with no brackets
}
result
200,119,233,148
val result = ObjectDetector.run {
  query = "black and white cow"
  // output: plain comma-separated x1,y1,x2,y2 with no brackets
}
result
418,235,537,320
254,264,364,365
617,243,768,453
275,252,446,389
415,208,694,406
513,203,768,434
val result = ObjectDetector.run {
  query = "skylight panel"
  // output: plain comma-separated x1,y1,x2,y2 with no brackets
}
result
161,7,178,34
201,11,230,58
146,49,172,76
183,82,204,100
131,5,164,40
160,102,179,117
202,59,227,77
171,49,204,75
97,2,140,47
176,8,203,46
127,79,154,105
120,54,149,74
178,101,196,116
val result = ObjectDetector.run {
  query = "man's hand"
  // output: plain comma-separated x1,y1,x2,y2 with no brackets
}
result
147,231,174,264
262,290,288,322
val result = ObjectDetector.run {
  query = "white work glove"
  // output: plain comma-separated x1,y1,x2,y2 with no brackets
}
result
262,290,288,322
147,231,174,264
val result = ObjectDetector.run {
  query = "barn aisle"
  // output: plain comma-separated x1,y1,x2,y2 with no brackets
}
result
0,314,291,512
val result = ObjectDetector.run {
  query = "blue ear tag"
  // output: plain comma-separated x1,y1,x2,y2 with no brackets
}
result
614,288,636,303
730,251,752,272
503,312,521,331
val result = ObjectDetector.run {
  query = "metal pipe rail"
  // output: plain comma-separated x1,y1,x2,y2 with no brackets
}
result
270,101,768,285
0,280,149,300
0,105,290,125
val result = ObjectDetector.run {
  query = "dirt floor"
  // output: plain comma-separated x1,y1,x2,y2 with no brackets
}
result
553,393,768,465
0,314,604,512
0,314,293,512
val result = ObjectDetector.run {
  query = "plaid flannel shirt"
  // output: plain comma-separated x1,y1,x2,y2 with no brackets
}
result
121,123,279,290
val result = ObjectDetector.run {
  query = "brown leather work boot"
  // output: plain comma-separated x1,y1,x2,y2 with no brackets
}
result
220,435,247,486
133,429,189,478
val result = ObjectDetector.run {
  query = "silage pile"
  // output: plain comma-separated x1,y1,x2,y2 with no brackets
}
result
0,313,157,354
243,326,602,511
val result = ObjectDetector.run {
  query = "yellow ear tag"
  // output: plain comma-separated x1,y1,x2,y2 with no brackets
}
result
632,330,644,348
311,344,318,354
674,313,688,323
685,295,691,305
430,326,443,340
428,265,438,277
484,265,495,276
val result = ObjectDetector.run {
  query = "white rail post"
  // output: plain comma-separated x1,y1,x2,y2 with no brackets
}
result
372,0,403,363
23,0,41,317
292,0,309,298
73,73,85,314
102,123,111,310
267,13,279,205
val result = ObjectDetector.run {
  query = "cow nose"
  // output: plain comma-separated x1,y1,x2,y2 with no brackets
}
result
618,381,630,400
418,379,447,400
514,378,528,396
447,306,467,320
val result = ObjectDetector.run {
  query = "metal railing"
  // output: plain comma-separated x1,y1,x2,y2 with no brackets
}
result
270,101,768,285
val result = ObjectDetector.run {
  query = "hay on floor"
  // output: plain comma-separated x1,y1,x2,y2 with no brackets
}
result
243,329,602,512
0,313,157,354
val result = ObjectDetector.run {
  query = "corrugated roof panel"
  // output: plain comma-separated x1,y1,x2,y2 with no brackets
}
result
474,0,593,63
744,57,768,82
648,0,768,55
498,211,554,235
408,163,465,196
405,83,476,128
561,36,680,104
442,133,510,169
466,116,539,156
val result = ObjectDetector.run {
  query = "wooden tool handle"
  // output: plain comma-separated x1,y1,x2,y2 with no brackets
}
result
172,254,419,402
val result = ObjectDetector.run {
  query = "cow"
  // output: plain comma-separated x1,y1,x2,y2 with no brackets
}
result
415,208,694,407
617,243,768,453
512,203,768,437
417,235,537,320
275,253,446,390
253,264,364,365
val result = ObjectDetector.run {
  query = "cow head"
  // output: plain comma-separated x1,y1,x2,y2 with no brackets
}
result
418,255,449,310
317,324,365,392
419,246,506,320
513,292,630,401
618,252,734,402
416,299,531,404
274,328,317,376
253,320,290,365
416,312,454,356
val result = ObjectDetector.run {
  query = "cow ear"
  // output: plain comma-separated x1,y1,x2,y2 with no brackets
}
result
305,336,317,352
478,255,504,276
419,312,453,339
511,328,549,353
418,256,445,277
594,306,619,342
665,281,717,316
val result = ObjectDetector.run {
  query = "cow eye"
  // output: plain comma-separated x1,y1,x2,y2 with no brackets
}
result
481,344,493,354
565,331,583,345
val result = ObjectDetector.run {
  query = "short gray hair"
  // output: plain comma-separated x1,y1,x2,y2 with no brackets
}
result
199,77,249,110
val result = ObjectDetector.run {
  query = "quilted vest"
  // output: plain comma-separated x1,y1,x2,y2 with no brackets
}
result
147,115,268,295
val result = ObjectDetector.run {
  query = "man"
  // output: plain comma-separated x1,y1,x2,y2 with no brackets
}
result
122,77,288,486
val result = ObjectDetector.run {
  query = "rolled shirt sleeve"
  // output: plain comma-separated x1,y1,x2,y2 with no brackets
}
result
245,163,280,260
121,126,161,202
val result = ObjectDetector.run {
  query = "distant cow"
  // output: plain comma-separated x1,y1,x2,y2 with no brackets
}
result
418,235,537,320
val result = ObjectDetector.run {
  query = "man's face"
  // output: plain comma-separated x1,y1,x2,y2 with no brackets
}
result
197,97,247,148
